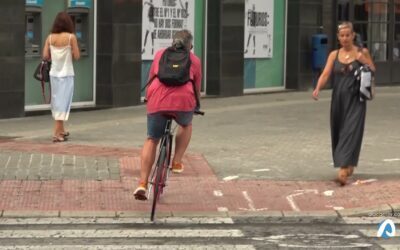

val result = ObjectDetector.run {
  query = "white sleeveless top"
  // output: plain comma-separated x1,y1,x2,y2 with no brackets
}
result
49,34,74,77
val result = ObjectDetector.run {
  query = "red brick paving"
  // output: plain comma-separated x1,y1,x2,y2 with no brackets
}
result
0,139,400,213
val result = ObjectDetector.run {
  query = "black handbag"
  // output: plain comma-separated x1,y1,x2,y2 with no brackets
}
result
33,60,51,82
33,60,52,103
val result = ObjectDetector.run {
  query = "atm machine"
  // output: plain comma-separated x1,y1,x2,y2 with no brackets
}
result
25,0,43,57
67,0,91,56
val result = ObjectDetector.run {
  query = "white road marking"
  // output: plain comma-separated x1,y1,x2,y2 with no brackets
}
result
213,190,224,197
239,191,268,211
286,189,318,212
255,234,372,248
218,207,229,212
5,155,11,168
344,217,400,224
0,217,234,225
380,245,400,250
383,158,400,162
28,154,33,168
223,176,239,181
0,229,244,238
241,191,256,211
333,207,344,210
323,190,334,196
277,243,373,248
360,229,400,238
352,179,377,185
0,245,255,250
252,169,270,172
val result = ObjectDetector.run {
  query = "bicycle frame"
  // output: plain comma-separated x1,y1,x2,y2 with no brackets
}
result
148,119,174,221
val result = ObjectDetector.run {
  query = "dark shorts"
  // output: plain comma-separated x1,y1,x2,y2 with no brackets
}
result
147,111,193,139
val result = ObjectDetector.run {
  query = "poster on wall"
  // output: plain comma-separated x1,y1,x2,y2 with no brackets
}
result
244,0,274,58
142,0,195,60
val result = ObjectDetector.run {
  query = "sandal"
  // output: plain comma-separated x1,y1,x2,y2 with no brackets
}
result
52,136,66,143
61,132,70,137
336,168,348,186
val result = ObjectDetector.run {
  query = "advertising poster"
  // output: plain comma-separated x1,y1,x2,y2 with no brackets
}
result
142,0,195,60
244,0,274,58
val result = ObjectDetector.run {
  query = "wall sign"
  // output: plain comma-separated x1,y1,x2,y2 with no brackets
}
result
244,0,274,58
142,0,195,60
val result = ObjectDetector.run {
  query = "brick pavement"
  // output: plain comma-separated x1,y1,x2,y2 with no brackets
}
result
0,87,399,217
0,139,399,217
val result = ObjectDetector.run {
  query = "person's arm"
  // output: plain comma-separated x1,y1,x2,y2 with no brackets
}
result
358,48,376,72
42,36,51,60
144,57,157,100
70,34,80,60
312,50,337,100
192,56,202,99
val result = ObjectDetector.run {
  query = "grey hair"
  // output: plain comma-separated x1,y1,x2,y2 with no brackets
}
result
172,29,193,50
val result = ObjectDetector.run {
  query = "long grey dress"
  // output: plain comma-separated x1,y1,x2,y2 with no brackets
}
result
330,50,366,168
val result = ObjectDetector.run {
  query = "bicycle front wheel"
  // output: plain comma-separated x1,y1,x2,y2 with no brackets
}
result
150,145,168,221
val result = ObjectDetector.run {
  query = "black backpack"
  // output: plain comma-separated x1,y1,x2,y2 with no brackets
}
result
157,46,191,86
142,47,200,108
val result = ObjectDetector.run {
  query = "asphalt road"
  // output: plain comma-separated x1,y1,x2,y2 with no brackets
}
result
0,216,399,249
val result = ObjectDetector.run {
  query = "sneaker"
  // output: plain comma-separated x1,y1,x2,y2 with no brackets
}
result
134,182,148,200
172,162,184,174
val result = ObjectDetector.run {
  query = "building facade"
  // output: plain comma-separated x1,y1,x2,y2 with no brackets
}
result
0,0,399,118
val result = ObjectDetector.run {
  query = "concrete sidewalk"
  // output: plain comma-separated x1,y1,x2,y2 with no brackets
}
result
0,86,399,217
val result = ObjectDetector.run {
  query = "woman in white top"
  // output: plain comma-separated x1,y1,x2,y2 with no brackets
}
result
43,12,80,142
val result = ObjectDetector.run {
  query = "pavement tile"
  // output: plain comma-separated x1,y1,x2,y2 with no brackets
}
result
228,211,283,217
337,204,393,217
282,210,338,218
0,89,400,216
60,211,117,218
171,211,229,218
3,210,59,218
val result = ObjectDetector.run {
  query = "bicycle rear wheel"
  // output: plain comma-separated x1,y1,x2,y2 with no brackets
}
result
150,143,169,221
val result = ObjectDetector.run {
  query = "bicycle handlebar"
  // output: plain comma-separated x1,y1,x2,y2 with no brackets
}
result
194,110,205,116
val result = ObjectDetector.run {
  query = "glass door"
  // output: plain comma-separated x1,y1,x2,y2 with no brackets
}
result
336,0,398,84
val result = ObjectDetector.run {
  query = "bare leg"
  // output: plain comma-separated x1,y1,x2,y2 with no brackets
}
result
337,166,348,186
172,125,192,164
60,121,65,134
140,138,158,184
347,166,354,176
54,121,63,136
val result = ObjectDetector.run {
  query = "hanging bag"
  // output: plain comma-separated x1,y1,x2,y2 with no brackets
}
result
33,60,52,104
354,64,375,102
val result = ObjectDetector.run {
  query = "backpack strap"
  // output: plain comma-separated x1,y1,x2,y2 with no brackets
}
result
190,79,201,109
141,74,157,93
40,61,51,104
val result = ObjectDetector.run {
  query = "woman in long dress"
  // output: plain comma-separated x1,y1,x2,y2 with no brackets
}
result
312,22,375,185
42,12,80,142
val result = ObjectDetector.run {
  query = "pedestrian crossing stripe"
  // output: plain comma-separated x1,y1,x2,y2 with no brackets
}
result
0,246,256,250
380,245,400,250
343,217,400,224
359,229,400,238
0,229,244,238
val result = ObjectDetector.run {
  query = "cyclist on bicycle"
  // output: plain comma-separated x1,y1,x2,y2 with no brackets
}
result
134,30,202,200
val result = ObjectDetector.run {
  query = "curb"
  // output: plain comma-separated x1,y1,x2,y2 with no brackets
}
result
1,205,399,219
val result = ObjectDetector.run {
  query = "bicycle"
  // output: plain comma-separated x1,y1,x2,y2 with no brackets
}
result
147,109,204,221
